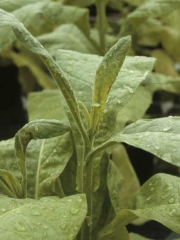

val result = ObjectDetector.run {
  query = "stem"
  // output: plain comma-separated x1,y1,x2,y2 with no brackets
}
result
35,140,45,200
96,0,107,54
55,178,65,198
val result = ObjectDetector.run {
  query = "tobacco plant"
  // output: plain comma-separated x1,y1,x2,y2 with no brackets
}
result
1,8,180,240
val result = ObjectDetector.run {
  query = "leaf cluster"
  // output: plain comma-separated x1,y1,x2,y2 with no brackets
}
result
0,1,180,240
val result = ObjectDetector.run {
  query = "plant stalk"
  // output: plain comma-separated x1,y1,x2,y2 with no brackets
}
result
96,0,107,54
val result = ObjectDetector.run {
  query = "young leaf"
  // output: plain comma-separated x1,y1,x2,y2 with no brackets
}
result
0,170,23,198
35,132,73,198
0,194,87,240
89,36,131,136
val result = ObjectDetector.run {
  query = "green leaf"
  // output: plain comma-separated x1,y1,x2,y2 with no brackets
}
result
14,119,70,197
129,233,150,240
87,117,180,168
0,138,38,197
116,85,153,131
144,73,180,94
35,132,73,198
98,226,129,240
0,0,46,12
107,160,124,213
38,24,99,57
120,0,180,36
63,0,95,7
110,144,140,212
0,1,90,51
99,174,180,237
90,36,131,136
0,194,87,240
27,90,66,121
114,117,180,167
0,170,23,198
56,50,155,139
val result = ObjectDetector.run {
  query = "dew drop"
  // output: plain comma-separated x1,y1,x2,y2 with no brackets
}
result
70,207,79,215
150,187,154,191
146,197,151,202
60,222,67,230
14,222,26,232
127,87,134,93
163,126,172,132
168,198,175,204
154,144,160,150
42,225,48,229
31,211,42,216
0,208,6,212
68,234,74,240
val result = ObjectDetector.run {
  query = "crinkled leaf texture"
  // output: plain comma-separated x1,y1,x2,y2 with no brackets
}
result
0,194,87,240
98,173,180,239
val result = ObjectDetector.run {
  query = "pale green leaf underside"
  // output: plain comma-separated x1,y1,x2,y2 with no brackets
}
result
0,194,87,240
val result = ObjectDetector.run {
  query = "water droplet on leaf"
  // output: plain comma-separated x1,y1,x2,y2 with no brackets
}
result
60,222,67,230
168,198,175,204
163,126,172,132
0,208,6,212
70,207,79,215
14,222,26,232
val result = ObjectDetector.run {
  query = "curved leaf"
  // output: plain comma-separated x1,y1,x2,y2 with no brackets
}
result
0,194,87,240
0,170,22,198
99,174,180,238
90,36,131,136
